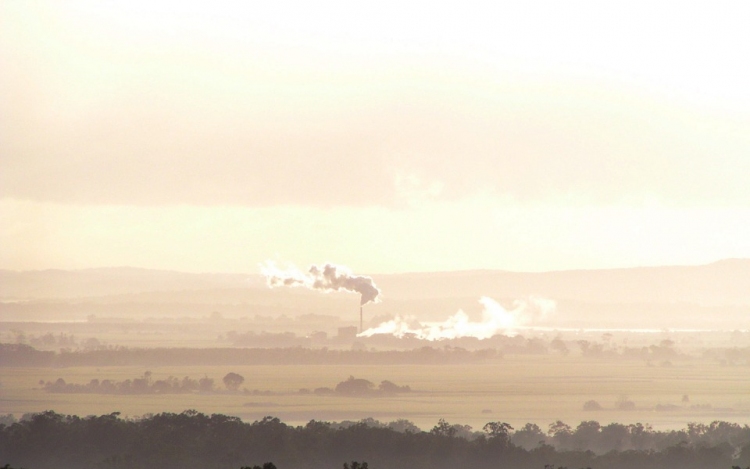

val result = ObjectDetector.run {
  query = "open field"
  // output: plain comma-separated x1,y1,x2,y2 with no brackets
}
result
2,356,749,431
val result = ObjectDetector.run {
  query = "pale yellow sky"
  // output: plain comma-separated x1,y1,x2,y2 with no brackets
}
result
2,1,749,273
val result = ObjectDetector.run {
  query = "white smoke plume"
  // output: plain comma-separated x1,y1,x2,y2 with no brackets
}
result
261,261,381,305
359,296,555,340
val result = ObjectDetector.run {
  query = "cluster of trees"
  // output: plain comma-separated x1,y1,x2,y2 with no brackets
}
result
41,372,247,394
8,331,109,352
0,344,54,366
582,396,711,414
2,411,750,469
574,339,683,363
25,332,80,349
417,417,750,456
298,376,411,397
550,337,750,366
331,376,411,396
511,420,750,455
706,346,750,366
581,396,636,413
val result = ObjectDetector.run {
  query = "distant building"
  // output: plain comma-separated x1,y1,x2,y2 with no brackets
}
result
337,326,358,341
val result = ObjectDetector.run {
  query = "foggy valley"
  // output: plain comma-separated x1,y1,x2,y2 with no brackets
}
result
3,262,750,468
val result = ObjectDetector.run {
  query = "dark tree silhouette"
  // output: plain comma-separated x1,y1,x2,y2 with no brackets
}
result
483,421,514,445
582,400,602,411
378,380,410,394
430,418,457,437
343,462,368,469
335,376,374,396
223,372,245,391
240,463,276,469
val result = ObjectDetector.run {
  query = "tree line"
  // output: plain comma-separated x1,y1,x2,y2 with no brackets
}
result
0,343,500,367
41,371,245,394
2,410,750,469
5,339,750,367
40,372,410,397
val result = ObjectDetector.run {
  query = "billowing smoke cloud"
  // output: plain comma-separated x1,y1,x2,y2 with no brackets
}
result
261,261,381,305
359,296,555,340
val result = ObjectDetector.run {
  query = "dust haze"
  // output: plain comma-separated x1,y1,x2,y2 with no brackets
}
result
4,261,750,419
4,265,750,468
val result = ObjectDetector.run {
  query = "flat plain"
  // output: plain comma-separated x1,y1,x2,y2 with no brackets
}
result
2,355,748,431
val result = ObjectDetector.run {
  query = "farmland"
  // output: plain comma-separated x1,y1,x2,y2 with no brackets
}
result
2,355,748,431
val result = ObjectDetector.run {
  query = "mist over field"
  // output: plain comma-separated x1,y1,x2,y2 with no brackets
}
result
3,262,750,468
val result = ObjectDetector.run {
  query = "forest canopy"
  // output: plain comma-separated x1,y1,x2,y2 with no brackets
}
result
2,410,750,469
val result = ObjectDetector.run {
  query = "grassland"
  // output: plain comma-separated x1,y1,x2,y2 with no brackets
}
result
2,355,749,431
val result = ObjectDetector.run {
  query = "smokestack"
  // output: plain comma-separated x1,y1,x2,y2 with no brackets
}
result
261,261,381,333
261,261,381,305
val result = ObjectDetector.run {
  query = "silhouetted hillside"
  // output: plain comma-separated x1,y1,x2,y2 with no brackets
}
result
4,260,749,304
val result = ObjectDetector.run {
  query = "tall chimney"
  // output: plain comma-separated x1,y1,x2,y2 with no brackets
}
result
360,305,363,334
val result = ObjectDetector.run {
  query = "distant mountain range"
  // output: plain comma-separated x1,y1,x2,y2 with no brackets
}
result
3,259,750,304
0,267,259,300
377,258,750,305
2,260,749,328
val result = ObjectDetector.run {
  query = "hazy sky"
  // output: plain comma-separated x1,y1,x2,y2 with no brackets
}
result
2,1,750,273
